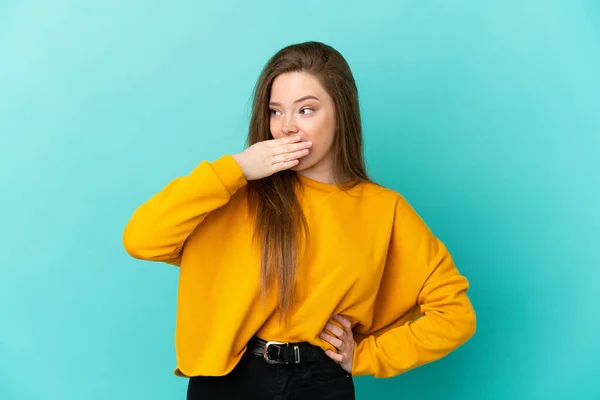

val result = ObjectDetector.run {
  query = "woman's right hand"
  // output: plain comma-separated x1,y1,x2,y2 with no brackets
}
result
232,135,312,181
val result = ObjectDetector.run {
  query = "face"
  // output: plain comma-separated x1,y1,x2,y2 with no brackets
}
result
269,71,336,178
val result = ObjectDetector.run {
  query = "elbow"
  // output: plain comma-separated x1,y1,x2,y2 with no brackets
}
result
122,219,157,260
123,223,146,260
441,304,476,348
455,305,477,346
122,221,181,264
462,309,477,343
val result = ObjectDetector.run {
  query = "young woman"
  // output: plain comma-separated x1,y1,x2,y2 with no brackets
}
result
123,41,476,399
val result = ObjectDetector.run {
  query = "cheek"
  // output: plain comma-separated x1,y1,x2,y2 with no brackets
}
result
270,120,287,140
302,117,333,147
299,117,323,141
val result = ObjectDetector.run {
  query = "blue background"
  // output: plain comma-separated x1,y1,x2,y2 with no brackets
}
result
1,1,599,399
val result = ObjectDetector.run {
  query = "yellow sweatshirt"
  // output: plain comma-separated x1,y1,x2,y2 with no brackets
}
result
123,154,476,379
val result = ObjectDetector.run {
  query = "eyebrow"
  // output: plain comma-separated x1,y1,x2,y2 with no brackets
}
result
269,95,320,107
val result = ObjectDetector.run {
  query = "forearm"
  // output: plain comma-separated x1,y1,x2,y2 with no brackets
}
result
352,275,476,378
123,154,246,263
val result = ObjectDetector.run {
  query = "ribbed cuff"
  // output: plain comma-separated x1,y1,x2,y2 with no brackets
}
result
351,336,373,377
210,154,248,196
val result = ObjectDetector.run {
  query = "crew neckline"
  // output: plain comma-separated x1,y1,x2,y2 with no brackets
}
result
296,173,358,192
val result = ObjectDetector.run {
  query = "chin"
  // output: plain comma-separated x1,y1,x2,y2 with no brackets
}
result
290,157,312,172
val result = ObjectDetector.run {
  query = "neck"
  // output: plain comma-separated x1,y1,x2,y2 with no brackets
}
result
297,160,355,185
297,171,336,184
296,154,338,184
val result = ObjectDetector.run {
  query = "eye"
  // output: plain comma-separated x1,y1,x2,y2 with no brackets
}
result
269,109,281,116
300,108,314,115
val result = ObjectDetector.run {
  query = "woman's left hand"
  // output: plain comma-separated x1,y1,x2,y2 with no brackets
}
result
319,314,355,374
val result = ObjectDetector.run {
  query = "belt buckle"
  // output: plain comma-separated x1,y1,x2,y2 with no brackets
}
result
264,341,286,364
263,341,302,364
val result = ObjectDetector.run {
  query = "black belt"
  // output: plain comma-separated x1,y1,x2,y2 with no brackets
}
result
247,336,329,365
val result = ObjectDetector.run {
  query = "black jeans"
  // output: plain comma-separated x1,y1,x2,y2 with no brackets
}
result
186,346,355,399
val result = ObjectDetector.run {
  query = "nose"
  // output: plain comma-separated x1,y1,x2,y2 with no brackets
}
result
282,114,299,135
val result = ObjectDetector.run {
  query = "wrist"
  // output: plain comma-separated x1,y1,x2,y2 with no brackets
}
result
230,153,248,180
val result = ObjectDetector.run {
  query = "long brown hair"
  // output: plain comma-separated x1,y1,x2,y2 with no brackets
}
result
245,41,371,323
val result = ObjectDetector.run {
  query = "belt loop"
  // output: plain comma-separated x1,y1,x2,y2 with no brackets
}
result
293,345,301,363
